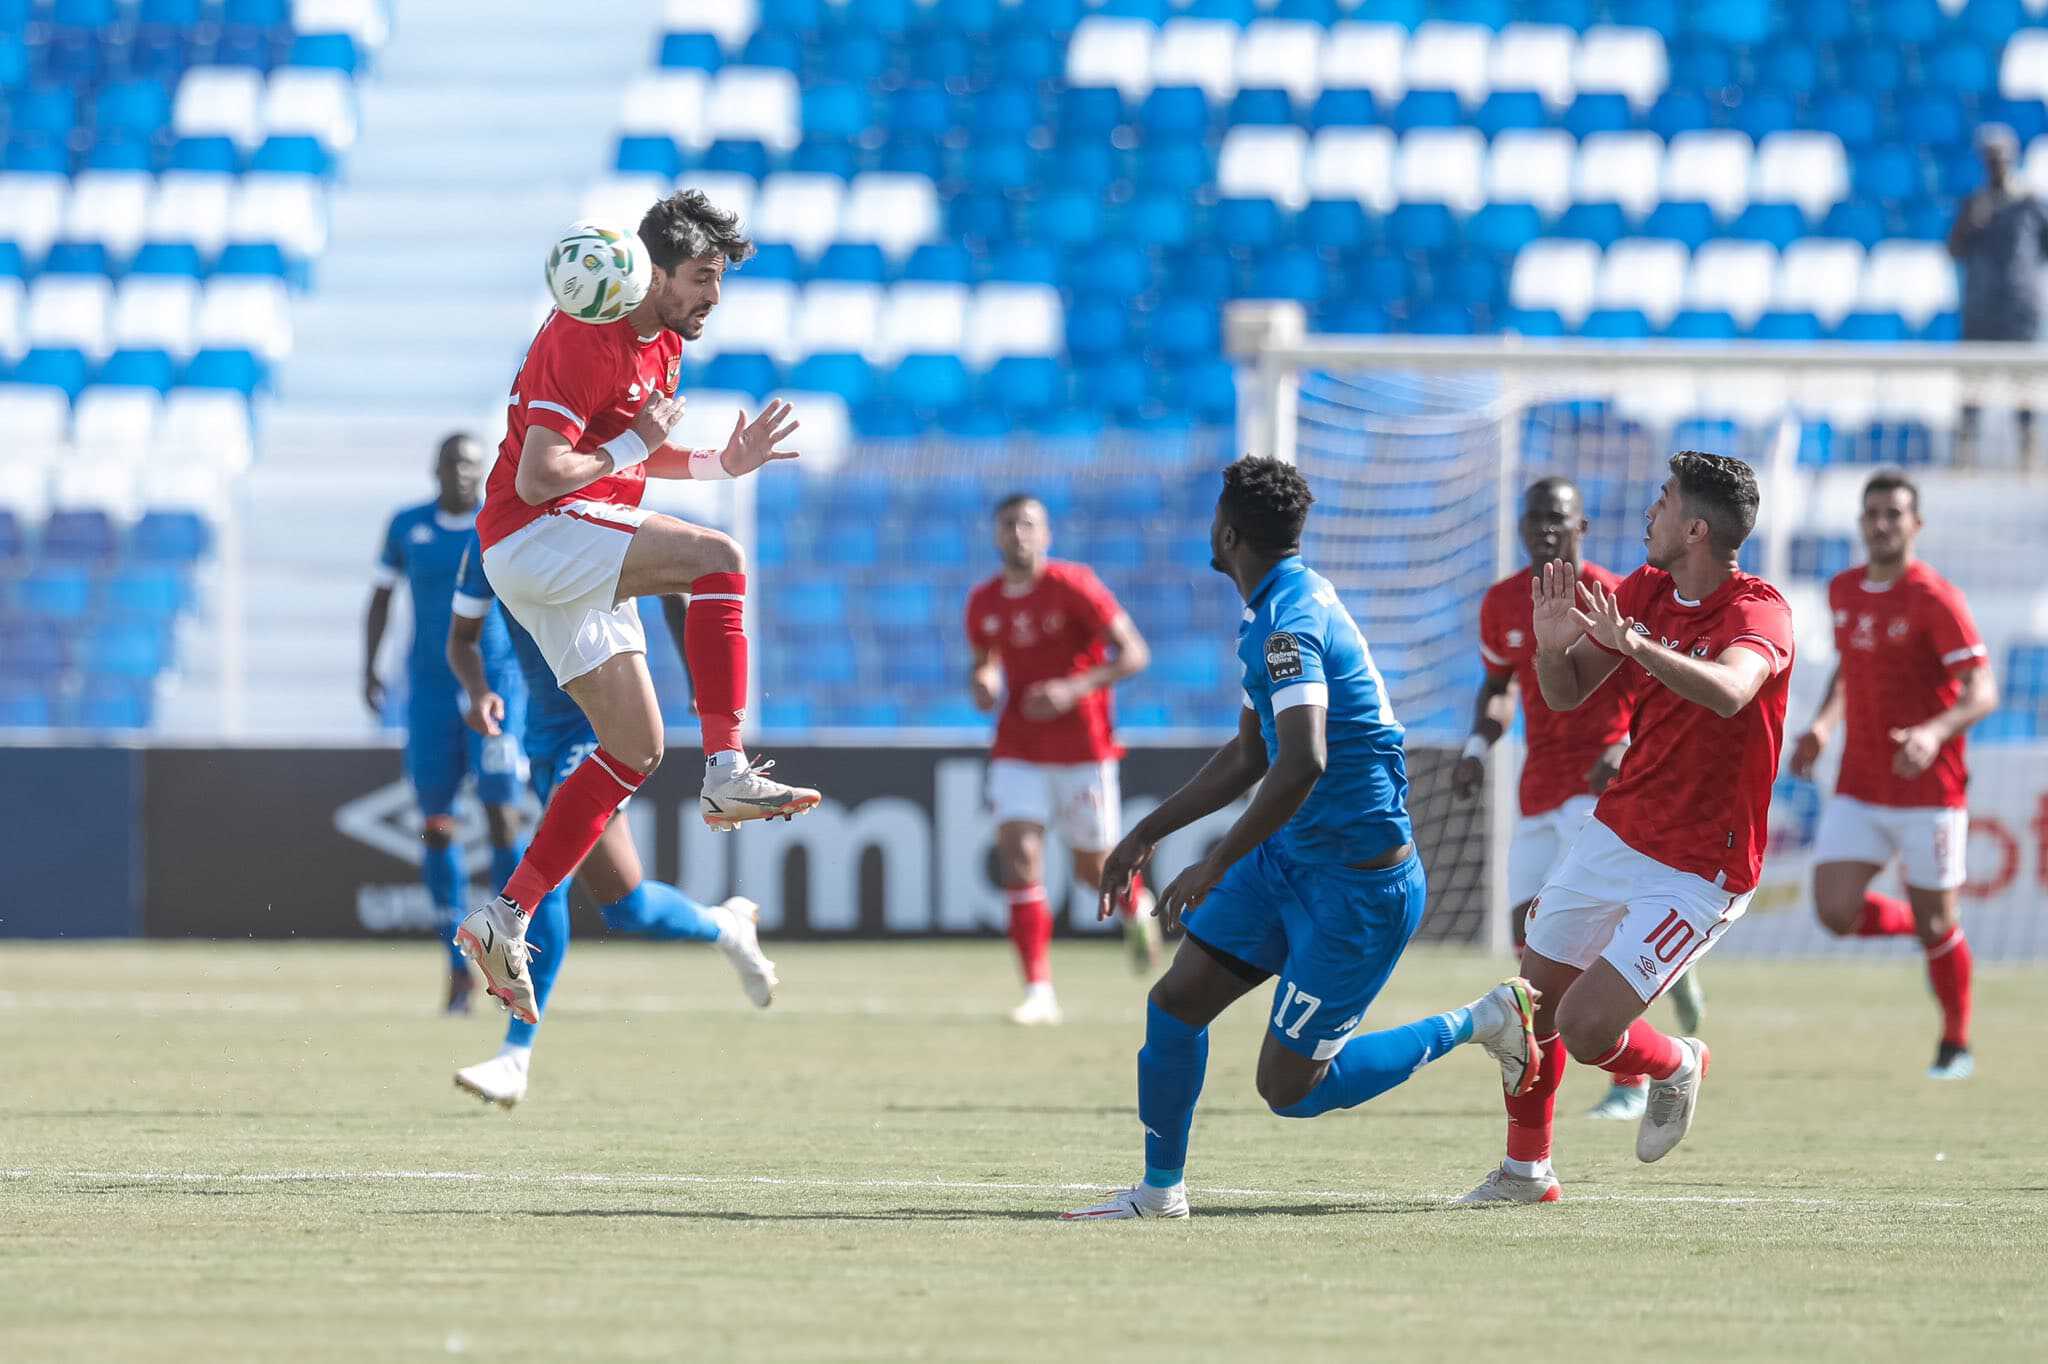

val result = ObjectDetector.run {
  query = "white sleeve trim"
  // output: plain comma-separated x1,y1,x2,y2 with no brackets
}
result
1271,681,1329,713
1479,644,1510,667
1942,644,1988,667
527,399,584,428
1241,690,1255,710
370,565,399,589
1726,633,1788,672
450,591,493,620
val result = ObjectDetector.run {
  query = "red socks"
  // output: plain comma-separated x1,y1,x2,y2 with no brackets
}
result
1118,871,1147,920
1007,884,1052,985
1926,928,1973,1048
687,572,748,755
1505,1032,1566,1162
1857,891,1916,937
1589,1017,1687,1081
503,747,644,909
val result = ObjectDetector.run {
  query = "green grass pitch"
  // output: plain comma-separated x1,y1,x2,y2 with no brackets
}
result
3,939,2043,1362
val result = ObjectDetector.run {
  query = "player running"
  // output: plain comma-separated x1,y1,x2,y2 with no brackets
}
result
1792,471,1997,1081
444,537,777,1107
967,493,1156,1025
454,191,820,1023
363,433,529,1013
1460,452,1794,1206
1062,458,1539,1221
1454,476,1704,1122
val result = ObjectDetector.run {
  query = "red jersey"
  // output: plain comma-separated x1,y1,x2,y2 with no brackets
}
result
1589,566,1795,894
1827,561,1985,809
966,561,1125,764
1480,560,1633,817
478,311,685,551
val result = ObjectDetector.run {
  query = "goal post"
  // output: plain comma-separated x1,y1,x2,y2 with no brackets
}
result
1227,303,2048,960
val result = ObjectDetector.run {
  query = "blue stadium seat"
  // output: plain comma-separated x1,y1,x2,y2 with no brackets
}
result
0,619,67,681
42,510,117,564
250,135,330,176
739,31,803,72
0,682,51,728
1135,138,1211,195
1151,296,1220,357
779,578,848,628
94,79,172,138
76,677,153,729
786,353,876,406
890,83,955,139
816,523,880,568
1431,252,1500,311
701,138,770,178
1838,40,1905,94
995,29,1060,82
4,139,69,173
971,83,1038,139
10,350,91,398
905,32,975,86
1078,357,1148,416
1981,97,2048,146
945,189,1008,243
1754,41,1818,96
1162,358,1236,426
1465,202,1542,256
84,620,170,680
1646,90,1714,139
1500,307,1566,336
761,0,825,31
812,242,887,282
169,136,240,173
1854,145,1923,203
1642,200,1717,249
12,87,77,140
983,355,1063,418
614,135,682,178
1579,308,1652,339
1814,91,1880,150
744,242,802,281
1820,199,1887,247
1140,85,1209,141
1064,299,1128,359
876,133,945,178
903,242,974,283
1164,244,1233,301
1408,301,1477,335
802,83,872,141
1394,89,1464,133
1734,91,1799,141
1900,92,1968,151
180,348,267,393
1121,193,1193,249
658,31,724,71
962,133,1033,192
703,352,780,397
1386,203,1455,255
1212,196,1283,252
98,349,177,391
85,138,154,172
1730,202,1808,247
1919,312,1960,342
1789,533,1855,581
1833,312,1910,342
1666,309,1739,339
1669,41,1734,94
1926,39,1995,100
987,242,1059,285
0,509,20,569
820,30,889,83
289,33,360,73
888,354,972,414
851,400,922,437
19,567,93,616
1295,198,1371,253
1309,88,1378,129
1228,87,1295,127
42,241,111,275
757,696,812,730
1896,196,1954,241
1029,189,1104,249
1563,93,1632,138
1551,202,1627,246
1246,246,1328,303
1344,249,1416,306
1476,91,1547,137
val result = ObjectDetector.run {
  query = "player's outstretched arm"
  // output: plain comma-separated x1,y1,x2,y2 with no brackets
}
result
445,610,503,737
1453,668,1514,799
1097,705,1269,920
1891,661,1998,778
362,582,392,716
644,401,801,481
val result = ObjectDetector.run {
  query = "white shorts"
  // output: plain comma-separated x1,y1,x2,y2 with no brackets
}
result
1812,795,1968,891
1507,794,1599,907
480,501,652,686
986,758,1121,853
1526,817,1750,1004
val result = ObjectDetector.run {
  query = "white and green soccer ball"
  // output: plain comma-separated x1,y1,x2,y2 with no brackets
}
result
544,222,651,324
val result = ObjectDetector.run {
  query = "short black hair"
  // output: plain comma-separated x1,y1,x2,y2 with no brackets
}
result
1219,456,1314,555
1668,450,1759,553
1523,475,1581,512
1862,469,1921,514
435,432,480,463
993,492,1042,519
639,189,755,272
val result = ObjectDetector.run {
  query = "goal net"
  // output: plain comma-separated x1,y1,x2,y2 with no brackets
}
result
1233,307,2048,960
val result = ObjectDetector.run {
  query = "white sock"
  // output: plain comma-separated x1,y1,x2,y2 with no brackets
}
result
1135,1180,1182,1206
1025,981,1056,1004
1658,1045,1697,1086
710,902,738,947
498,1044,532,1072
706,749,746,771
1464,988,1509,1042
1504,1156,1550,1180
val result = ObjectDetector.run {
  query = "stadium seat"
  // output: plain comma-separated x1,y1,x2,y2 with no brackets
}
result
1319,22,1408,105
622,72,712,148
1394,128,1486,212
0,172,67,257
1509,239,1599,326
962,283,1063,364
707,67,800,152
262,69,357,152
1574,133,1665,216
1573,26,1668,110
1305,127,1396,213
840,174,941,261
1236,20,1324,104
1153,18,1241,101
1859,241,1959,328
1489,23,1577,109
1217,126,1310,210
1641,200,1716,250
1403,22,1492,108
1594,238,1688,327
1685,240,1776,326
26,277,112,356
173,68,266,149
1067,17,1157,102
1662,130,1752,220
751,174,845,259
1486,129,1575,214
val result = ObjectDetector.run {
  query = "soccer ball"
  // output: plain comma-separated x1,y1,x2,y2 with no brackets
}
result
544,222,651,324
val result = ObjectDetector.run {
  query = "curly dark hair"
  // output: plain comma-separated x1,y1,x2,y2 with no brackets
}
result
638,189,755,272
1219,456,1315,555
1669,450,1760,554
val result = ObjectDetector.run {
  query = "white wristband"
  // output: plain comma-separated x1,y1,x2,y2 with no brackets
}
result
601,428,651,472
1461,735,1488,762
689,447,732,481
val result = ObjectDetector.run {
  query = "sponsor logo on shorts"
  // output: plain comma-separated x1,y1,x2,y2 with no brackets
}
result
1265,631,1304,682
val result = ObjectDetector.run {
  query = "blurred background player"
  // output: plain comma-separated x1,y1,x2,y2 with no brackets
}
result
1793,472,1998,1080
446,537,777,1107
1463,453,1794,1205
1946,124,2048,467
456,192,819,1022
1454,476,1703,1122
967,493,1155,1025
1064,458,1538,1221
363,433,529,1013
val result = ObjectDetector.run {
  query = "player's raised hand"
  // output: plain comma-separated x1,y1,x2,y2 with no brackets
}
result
720,400,801,476
1789,725,1828,779
1451,752,1485,800
1530,559,1583,652
1096,830,1155,922
1155,857,1225,934
464,690,505,738
1889,724,1941,779
630,392,686,450
1570,576,1636,653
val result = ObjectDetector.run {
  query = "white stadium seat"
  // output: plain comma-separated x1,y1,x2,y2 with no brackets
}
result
112,277,200,355
0,172,67,257
51,462,139,518
750,173,844,258
145,172,234,253
1318,22,1408,103
1573,26,1668,110
228,174,327,256
158,389,254,474
876,282,969,362
292,0,391,51
26,277,112,356
62,171,153,258
2025,134,2048,196
1595,238,1689,327
1306,127,1396,213
616,73,711,150
793,281,883,358
1485,129,1576,214
1573,132,1665,216
1753,131,1850,220
766,389,849,472
261,69,358,152
1489,24,1577,109
1774,239,1866,326
697,279,797,361
137,462,225,518
196,278,293,361
962,283,1063,365
664,387,751,454
1395,128,1486,212
1066,17,1157,102
840,173,941,260
1860,241,1960,327
578,175,674,233
73,387,162,456
1236,21,1325,105
676,173,756,229
0,384,70,445
1509,239,1600,326
706,67,800,153
1685,240,1778,326
172,67,266,149
1403,22,1492,107
1999,28,2048,100
0,279,22,360
1217,126,1310,210
1152,19,1241,101
1661,130,1753,219
663,0,758,50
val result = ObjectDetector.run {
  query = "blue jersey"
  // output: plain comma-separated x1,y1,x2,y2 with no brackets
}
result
1235,556,1411,865
377,502,519,701
454,532,585,748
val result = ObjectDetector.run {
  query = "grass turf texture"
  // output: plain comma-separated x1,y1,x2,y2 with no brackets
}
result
2,941,2043,1362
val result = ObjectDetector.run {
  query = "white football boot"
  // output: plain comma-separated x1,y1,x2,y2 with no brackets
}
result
700,754,821,832
1008,983,1063,1026
1637,1037,1710,1163
712,896,778,1008
452,896,538,1024
1455,1163,1562,1206
1473,976,1543,1097
454,1053,529,1109
1586,1081,1649,1120
1060,1183,1190,1221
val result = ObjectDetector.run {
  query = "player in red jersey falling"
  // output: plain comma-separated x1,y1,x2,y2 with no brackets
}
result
1456,476,1702,1122
967,494,1154,1025
1460,452,1795,1205
453,191,821,1021
1792,471,1998,1080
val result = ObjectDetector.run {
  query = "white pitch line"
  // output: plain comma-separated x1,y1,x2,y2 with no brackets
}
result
0,990,1099,1021
2,1168,1971,1211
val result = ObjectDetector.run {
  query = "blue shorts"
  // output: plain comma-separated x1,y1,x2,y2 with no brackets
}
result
405,690,529,817
1184,839,1428,1062
525,713,599,804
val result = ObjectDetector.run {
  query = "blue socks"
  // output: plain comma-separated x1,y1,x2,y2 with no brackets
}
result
601,881,721,942
421,840,466,971
1137,1000,1209,1188
1272,1009,1471,1119
489,838,527,901
504,882,570,1048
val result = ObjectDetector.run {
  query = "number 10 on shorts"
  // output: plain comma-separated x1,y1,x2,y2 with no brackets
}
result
1642,908,1696,964
1274,981,1322,1039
